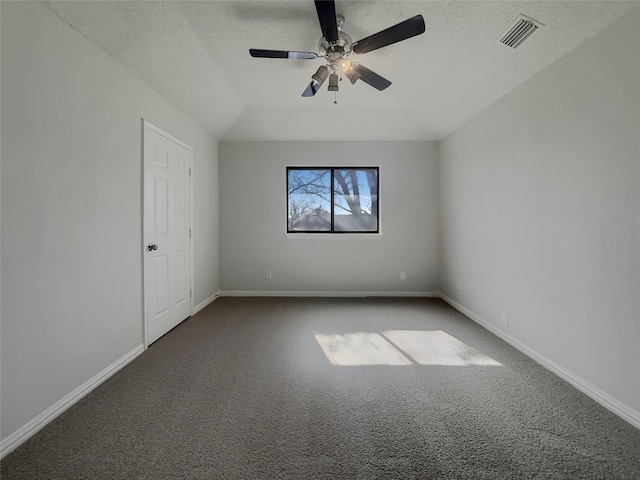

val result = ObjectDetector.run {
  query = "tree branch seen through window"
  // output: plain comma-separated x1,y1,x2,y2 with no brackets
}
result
287,167,379,233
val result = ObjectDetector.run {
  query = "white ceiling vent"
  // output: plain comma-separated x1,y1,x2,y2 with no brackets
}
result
498,15,544,49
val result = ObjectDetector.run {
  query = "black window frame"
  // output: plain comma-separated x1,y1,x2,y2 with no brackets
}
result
286,166,380,234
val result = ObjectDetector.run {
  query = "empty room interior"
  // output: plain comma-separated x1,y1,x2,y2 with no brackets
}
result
1,1,639,478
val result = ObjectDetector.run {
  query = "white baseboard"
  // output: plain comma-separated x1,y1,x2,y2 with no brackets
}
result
0,344,145,459
192,293,218,315
218,290,439,298
437,291,640,430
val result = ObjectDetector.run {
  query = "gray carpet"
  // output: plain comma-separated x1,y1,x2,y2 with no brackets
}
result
2,297,639,479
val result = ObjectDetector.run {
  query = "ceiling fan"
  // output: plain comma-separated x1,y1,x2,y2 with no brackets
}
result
249,0,425,98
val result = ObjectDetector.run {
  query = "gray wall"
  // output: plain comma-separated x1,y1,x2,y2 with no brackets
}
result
1,1,219,440
439,9,640,413
219,141,439,293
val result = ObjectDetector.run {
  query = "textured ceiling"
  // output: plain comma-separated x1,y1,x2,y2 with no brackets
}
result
44,1,637,141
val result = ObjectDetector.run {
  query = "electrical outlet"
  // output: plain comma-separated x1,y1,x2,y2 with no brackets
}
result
456,280,461,290
266,270,272,280
400,272,406,281
501,312,509,328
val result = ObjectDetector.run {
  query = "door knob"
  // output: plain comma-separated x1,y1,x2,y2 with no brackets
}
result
147,243,158,251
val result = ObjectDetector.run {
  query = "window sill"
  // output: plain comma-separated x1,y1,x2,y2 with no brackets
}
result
284,232,382,240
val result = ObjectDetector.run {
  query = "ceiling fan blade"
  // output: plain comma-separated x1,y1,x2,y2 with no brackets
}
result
314,0,339,44
250,49,318,59
301,77,326,97
301,81,321,97
352,64,392,91
351,15,425,55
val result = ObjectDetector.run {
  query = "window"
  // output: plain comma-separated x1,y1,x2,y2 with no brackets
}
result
287,167,379,233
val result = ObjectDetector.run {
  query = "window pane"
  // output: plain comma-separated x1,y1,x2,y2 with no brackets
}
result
333,168,378,232
288,169,331,232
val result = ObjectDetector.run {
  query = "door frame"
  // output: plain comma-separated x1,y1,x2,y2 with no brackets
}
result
141,119,194,349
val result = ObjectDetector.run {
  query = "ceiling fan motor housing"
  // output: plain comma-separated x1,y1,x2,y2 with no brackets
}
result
318,30,353,56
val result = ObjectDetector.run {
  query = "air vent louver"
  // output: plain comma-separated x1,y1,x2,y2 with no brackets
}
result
499,15,543,49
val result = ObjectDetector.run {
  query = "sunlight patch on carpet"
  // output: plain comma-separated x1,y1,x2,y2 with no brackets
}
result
313,332,413,366
313,330,502,366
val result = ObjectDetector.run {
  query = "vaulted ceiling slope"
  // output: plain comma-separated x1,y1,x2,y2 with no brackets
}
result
44,1,637,141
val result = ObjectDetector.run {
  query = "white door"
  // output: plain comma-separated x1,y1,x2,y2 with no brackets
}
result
143,120,192,345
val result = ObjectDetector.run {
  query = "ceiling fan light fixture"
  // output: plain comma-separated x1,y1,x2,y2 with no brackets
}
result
344,65,360,84
327,73,339,91
311,65,329,84
345,69,360,85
